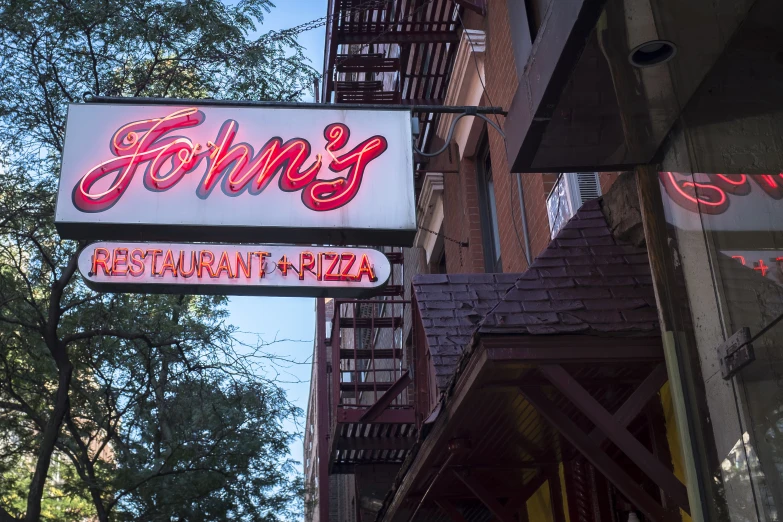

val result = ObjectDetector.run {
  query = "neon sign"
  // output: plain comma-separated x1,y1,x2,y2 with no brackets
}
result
73,108,387,213
660,172,783,214
55,104,415,246
78,242,391,297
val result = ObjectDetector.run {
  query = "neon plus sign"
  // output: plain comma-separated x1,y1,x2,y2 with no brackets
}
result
754,259,770,277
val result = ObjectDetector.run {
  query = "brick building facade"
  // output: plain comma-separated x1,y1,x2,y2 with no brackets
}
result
305,0,783,521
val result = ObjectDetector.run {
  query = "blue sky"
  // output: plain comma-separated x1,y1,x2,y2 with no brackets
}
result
262,0,329,94
225,0,327,469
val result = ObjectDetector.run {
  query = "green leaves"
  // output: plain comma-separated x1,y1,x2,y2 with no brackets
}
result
0,0,313,519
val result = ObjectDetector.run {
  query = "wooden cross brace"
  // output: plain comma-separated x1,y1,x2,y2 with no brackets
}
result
519,363,688,522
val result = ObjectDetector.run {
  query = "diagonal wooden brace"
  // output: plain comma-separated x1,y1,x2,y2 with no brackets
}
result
476,472,547,522
359,370,412,423
520,386,670,522
589,363,669,445
538,364,690,516
498,472,546,517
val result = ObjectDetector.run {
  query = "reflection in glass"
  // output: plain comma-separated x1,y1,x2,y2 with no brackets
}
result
661,171,783,522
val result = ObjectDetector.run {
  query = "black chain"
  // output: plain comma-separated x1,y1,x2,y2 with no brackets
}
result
418,225,467,268
258,0,392,46
418,225,468,248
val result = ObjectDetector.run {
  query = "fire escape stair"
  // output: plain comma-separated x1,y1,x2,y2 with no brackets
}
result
335,90,401,104
339,348,403,359
328,252,415,470
334,81,383,91
335,54,400,73
339,381,398,392
338,316,403,329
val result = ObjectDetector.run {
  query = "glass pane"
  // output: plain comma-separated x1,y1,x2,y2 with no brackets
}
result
659,171,783,522
547,174,570,237
487,179,502,265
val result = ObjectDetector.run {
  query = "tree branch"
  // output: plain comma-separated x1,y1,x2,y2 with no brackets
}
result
62,328,178,347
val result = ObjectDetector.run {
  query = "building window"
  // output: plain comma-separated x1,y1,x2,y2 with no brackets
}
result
547,172,602,237
429,248,447,274
477,137,502,272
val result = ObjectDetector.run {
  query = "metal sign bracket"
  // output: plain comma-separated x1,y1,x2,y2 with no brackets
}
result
718,327,755,379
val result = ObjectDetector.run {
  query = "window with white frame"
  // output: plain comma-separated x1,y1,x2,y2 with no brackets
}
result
547,172,602,237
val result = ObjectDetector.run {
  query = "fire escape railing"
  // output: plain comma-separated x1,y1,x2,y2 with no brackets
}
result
323,251,417,472
319,0,461,476
322,0,460,171
330,298,412,421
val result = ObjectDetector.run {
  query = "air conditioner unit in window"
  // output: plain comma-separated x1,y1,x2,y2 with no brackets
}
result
547,172,601,237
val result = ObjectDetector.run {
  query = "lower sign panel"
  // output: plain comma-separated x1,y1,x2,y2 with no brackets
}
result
79,242,391,297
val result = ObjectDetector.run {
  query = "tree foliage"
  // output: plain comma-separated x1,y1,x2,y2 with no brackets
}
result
0,0,317,519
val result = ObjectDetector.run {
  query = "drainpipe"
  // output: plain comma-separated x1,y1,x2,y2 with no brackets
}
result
515,172,533,267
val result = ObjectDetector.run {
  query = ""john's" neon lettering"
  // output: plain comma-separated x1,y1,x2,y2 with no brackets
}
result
73,108,387,213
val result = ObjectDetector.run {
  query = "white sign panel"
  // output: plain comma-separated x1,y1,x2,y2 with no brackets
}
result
78,242,392,297
56,103,415,245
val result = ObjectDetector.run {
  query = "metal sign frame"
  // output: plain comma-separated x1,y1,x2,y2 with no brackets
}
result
56,101,416,246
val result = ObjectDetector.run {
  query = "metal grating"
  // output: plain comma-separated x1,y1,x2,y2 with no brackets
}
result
322,0,461,171
324,249,416,472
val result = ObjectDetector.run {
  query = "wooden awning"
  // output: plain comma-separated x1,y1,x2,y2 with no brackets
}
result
378,335,683,522
376,199,689,522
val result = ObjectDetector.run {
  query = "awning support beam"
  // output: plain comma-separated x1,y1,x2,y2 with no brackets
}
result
589,363,668,446
547,466,567,522
538,364,690,515
519,386,670,522
493,472,546,521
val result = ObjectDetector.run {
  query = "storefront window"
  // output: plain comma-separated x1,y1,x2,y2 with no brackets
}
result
659,171,783,522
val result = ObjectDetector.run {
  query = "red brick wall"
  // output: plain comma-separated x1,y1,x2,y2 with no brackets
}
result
600,172,622,194
442,153,485,273
483,0,554,273
440,2,623,277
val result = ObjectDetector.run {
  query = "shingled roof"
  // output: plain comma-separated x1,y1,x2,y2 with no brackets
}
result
413,199,658,392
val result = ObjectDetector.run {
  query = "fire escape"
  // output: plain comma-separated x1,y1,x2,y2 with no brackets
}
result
322,0,460,153
325,251,414,473
309,3,461,514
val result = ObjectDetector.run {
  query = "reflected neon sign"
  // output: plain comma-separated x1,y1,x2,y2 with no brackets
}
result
660,172,783,214
725,251,783,285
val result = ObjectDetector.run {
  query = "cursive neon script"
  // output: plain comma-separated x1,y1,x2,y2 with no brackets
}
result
72,108,388,213
660,172,783,214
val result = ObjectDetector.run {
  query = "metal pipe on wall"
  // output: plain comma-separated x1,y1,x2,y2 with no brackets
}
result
315,298,330,522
